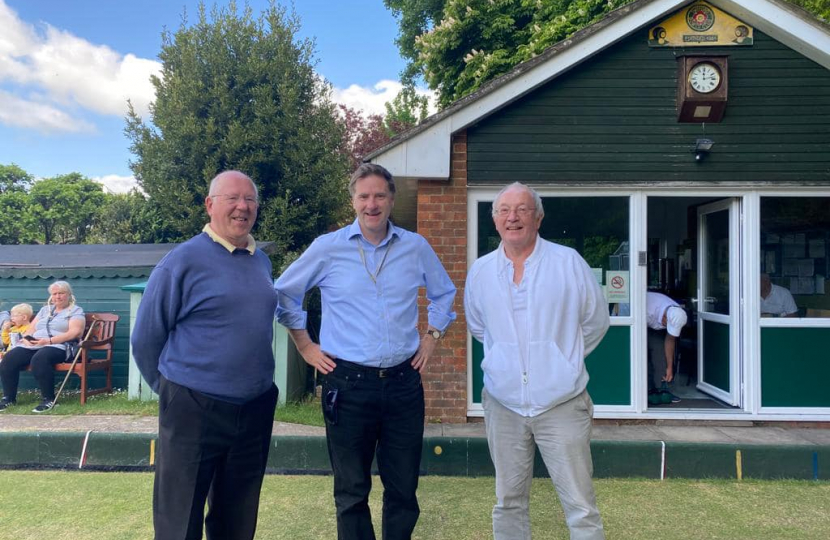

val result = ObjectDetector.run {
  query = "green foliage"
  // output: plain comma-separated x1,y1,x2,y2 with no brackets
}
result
388,0,829,109
87,190,168,244
789,0,830,20
28,173,106,244
0,190,37,244
0,163,33,194
383,85,430,136
126,1,351,266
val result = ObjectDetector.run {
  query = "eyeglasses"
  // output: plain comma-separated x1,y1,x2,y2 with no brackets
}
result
495,205,533,217
210,194,259,206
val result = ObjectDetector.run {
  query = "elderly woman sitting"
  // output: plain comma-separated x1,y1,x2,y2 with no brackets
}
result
0,281,85,412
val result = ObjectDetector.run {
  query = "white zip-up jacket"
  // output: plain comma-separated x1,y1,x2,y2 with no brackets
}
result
465,236,610,417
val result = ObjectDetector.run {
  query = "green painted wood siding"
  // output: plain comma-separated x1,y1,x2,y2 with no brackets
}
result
1,276,137,392
467,31,830,183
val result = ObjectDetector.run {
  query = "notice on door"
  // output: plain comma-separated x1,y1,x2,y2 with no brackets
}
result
606,271,629,303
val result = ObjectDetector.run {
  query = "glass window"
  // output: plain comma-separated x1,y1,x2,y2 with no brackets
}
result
478,196,629,315
760,197,830,318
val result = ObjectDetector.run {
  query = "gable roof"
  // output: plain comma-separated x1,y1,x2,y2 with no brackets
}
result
367,0,830,180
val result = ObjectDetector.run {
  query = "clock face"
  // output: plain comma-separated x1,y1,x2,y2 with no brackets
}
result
689,62,721,94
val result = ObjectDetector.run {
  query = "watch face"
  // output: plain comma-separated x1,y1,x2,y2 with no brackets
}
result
689,62,721,94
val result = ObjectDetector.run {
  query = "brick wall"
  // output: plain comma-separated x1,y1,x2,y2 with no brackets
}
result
418,131,469,423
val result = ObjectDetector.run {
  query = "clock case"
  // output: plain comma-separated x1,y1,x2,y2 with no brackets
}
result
676,55,728,123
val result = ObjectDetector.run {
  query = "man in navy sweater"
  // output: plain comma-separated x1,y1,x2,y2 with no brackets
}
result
132,170,279,540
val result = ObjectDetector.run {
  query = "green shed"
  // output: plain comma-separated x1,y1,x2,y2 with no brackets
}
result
368,0,830,423
0,244,178,392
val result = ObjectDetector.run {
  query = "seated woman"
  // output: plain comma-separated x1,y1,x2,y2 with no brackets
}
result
0,281,85,412
2,303,34,353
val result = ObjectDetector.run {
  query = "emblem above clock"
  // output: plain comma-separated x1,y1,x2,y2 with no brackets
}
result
648,1,754,123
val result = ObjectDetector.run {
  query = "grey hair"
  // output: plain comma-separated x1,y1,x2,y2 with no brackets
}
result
491,182,544,218
349,163,396,197
47,280,77,308
208,170,258,198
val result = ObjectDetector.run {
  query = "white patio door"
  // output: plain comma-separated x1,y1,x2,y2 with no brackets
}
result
697,199,742,406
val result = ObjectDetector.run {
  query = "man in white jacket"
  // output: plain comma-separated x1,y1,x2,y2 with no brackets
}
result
465,182,609,540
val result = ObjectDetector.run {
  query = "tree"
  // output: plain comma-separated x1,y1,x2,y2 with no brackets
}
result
384,85,430,136
28,174,106,244
126,1,351,265
338,105,392,170
88,190,168,244
0,190,37,245
387,0,829,109
0,163,33,194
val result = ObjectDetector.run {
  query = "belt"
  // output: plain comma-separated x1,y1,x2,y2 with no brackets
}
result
333,357,414,379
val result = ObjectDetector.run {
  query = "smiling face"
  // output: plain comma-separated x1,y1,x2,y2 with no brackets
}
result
206,171,258,248
493,186,542,254
352,174,394,243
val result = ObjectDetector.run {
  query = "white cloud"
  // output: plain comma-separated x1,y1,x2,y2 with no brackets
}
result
0,89,93,133
93,174,141,194
330,79,437,117
0,0,161,133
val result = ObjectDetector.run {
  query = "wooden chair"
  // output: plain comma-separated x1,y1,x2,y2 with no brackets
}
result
53,312,120,404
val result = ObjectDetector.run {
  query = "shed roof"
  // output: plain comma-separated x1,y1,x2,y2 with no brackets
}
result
0,241,275,279
367,0,830,179
0,244,178,279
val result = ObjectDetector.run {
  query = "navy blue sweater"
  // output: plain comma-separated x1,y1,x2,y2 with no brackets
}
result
131,233,278,401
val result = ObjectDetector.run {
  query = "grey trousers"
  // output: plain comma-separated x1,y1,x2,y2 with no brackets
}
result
483,388,605,540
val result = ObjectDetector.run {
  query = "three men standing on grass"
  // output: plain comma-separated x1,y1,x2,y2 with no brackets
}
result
132,168,605,540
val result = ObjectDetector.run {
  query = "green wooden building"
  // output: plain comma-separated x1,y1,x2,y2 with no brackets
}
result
369,0,830,422
0,244,177,393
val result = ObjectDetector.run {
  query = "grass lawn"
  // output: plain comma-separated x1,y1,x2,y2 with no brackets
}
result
2,389,324,426
0,472,827,539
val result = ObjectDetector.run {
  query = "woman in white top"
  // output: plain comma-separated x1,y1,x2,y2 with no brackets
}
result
0,281,85,412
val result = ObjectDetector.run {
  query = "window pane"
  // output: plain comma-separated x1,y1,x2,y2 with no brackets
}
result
760,197,830,318
478,197,629,315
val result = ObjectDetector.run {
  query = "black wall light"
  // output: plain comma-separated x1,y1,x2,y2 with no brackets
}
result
694,138,714,161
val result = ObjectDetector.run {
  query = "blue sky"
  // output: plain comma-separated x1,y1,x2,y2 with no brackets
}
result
0,0,419,192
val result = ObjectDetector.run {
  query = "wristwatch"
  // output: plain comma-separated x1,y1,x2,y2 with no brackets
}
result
427,328,443,340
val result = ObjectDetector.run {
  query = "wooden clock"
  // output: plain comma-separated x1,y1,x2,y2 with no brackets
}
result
677,56,728,123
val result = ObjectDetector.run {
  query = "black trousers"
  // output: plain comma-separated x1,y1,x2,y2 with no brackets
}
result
154,376,278,540
323,359,425,540
0,346,65,401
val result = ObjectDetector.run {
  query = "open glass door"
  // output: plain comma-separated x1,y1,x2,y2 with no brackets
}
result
697,199,741,406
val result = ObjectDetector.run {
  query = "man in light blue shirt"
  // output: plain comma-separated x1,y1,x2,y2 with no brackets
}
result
275,163,456,540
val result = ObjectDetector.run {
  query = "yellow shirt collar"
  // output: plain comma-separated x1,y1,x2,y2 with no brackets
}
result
203,224,256,255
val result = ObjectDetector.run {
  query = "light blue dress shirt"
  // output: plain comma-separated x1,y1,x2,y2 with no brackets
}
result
275,220,457,368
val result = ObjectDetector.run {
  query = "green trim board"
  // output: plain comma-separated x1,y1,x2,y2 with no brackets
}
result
471,326,630,406
702,319,730,392
762,327,830,407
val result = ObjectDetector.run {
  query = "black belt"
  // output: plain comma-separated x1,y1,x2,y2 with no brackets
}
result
334,357,414,379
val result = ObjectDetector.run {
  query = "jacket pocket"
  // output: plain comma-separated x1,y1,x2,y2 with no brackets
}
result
480,342,523,410
527,341,579,410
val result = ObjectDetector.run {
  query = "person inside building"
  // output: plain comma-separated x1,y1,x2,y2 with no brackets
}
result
760,273,798,317
646,291,687,405
465,182,609,540
0,281,85,412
